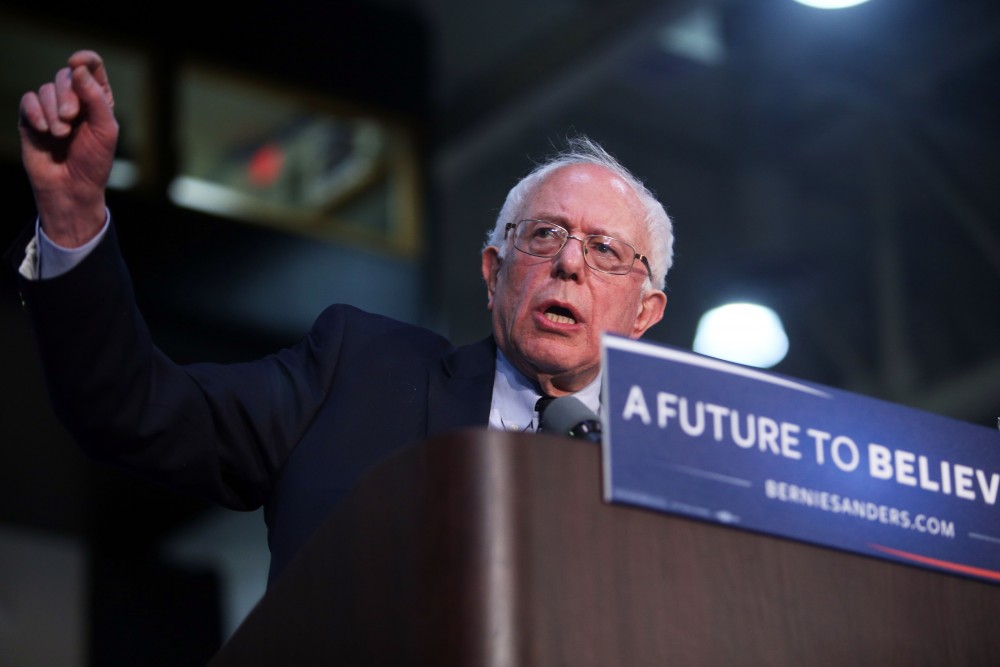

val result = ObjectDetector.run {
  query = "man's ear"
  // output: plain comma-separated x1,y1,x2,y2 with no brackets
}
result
481,247,502,311
630,289,667,338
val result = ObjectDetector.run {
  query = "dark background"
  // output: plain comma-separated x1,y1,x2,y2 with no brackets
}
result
2,0,998,663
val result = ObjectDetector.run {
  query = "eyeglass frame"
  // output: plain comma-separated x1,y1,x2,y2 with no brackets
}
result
504,219,653,279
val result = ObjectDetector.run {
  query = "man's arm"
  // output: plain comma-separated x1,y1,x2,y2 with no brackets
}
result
11,51,298,510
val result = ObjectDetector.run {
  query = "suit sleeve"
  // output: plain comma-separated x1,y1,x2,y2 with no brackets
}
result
12,222,342,510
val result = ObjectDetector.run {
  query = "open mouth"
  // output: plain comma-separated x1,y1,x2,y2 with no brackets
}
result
544,305,577,325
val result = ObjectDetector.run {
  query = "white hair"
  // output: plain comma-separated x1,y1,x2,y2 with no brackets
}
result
483,135,674,291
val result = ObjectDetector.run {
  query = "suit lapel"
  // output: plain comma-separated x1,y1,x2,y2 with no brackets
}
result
427,336,496,437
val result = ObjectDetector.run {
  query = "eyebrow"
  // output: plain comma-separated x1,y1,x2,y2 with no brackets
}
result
528,215,635,245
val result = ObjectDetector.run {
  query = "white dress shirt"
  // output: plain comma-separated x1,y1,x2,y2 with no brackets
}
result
488,347,601,432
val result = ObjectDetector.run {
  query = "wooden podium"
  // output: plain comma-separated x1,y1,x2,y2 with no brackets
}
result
209,430,1000,666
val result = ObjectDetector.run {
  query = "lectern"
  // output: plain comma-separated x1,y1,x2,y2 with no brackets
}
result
209,429,1000,665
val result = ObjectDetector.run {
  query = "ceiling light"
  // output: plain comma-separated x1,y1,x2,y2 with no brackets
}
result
693,302,789,368
660,5,725,66
793,0,871,9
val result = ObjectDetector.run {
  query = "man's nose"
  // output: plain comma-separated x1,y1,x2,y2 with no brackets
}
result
553,236,587,279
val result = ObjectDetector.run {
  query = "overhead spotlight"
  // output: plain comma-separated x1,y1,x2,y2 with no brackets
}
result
793,0,871,8
693,302,789,369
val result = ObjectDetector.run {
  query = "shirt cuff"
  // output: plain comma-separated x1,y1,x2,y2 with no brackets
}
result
19,211,111,280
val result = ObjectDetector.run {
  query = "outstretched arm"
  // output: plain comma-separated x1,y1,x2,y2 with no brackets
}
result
18,49,118,248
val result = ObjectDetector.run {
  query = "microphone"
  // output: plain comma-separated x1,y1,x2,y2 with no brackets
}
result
539,396,603,443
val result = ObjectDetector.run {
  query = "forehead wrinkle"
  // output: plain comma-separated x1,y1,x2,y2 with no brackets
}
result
522,164,648,247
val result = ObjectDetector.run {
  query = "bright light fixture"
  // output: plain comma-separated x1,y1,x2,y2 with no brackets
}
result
793,0,870,9
693,302,789,368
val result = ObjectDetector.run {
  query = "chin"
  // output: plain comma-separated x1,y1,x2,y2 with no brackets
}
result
529,348,588,376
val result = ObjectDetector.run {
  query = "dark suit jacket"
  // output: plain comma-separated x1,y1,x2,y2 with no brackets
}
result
8,223,496,582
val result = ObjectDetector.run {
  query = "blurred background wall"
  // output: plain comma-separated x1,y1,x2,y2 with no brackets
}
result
1,0,998,663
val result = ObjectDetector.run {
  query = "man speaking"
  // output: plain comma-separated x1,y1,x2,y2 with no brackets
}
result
9,50,674,583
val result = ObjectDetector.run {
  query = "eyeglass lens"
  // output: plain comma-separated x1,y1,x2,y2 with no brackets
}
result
513,219,637,275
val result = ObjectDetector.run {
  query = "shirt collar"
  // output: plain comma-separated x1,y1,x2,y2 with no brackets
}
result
488,347,602,432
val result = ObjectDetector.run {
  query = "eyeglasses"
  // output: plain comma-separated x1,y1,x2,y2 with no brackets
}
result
505,219,652,278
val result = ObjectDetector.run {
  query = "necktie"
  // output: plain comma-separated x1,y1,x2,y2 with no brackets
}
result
535,395,555,431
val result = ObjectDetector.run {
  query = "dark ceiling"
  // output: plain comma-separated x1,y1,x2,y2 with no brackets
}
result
2,0,999,569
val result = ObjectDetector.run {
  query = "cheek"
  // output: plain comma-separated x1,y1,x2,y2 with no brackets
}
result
493,277,522,326
601,292,643,333
498,265,533,315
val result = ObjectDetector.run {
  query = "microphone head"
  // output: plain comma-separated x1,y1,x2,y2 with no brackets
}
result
539,396,603,443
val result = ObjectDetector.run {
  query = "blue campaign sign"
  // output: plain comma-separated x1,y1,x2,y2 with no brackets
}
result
601,334,1000,584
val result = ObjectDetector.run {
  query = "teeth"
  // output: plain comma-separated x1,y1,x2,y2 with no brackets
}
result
545,312,576,324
